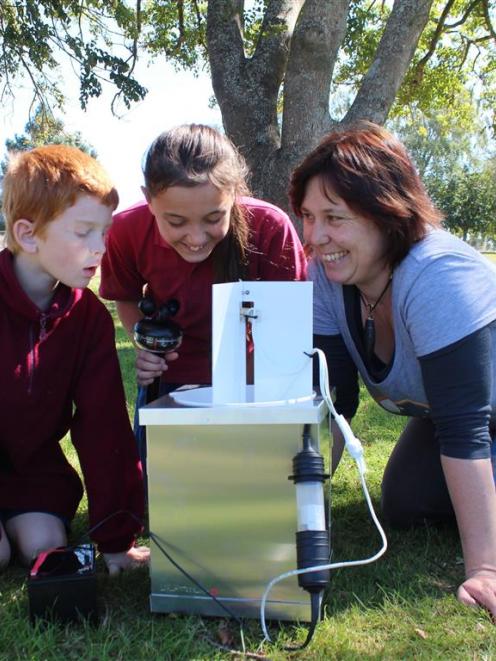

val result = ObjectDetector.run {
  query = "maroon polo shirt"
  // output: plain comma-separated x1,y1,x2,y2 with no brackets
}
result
100,197,307,385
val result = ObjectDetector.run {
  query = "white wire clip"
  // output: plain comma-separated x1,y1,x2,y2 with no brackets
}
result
334,413,367,475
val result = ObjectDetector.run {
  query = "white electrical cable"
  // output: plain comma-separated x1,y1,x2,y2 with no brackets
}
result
259,348,388,643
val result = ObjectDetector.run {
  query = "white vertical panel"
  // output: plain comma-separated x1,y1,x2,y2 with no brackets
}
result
247,281,313,402
212,281,313,405
212,282,246,404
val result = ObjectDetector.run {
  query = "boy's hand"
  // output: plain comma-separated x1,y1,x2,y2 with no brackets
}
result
135,349,179,386
103,545,150,576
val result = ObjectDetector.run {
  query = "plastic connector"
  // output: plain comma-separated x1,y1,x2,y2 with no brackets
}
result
334,413,366,475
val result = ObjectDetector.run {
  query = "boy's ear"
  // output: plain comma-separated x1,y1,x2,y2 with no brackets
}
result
12,219,38,254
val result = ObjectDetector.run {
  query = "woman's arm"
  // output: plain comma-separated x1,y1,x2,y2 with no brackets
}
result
420,323,496,616
441,455,496,617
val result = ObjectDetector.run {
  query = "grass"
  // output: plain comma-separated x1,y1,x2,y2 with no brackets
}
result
1,277,495,660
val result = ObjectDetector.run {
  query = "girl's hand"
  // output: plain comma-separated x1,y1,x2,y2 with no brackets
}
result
135,349,179,386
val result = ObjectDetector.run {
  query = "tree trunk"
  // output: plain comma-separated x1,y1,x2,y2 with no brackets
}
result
207,0,434,219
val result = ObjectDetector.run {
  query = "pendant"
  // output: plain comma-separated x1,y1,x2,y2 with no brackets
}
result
364,316,375,360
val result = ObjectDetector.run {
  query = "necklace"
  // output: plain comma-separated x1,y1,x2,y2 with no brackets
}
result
358,274,393,361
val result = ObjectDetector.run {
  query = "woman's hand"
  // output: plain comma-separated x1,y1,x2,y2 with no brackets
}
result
135,349,179,386
441,455,496,621
103,545,150,576
458,569,496,620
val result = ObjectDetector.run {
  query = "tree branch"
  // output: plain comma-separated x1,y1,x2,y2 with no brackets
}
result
177,0,185,47
207,0,302,155
112,0,143,115
345,0,434,125
414,0,457,75
281,0,350,153
192,0,207,49
206,0,247,104
482,0,496,41
445,0,480,29
251,0,304,79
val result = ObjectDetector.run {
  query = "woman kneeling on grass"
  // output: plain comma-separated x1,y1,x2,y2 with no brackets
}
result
290,121,496,618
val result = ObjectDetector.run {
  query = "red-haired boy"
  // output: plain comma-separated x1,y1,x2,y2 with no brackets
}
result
0,145,148,575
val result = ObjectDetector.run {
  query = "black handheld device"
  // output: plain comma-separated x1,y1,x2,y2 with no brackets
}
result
133,297,183,403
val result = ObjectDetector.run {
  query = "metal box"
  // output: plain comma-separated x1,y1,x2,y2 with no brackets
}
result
141,391,328,621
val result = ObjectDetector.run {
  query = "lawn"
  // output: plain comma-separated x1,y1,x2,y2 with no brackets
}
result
1,277,495,660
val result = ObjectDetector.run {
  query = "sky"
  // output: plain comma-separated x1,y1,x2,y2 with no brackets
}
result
0,58,223,211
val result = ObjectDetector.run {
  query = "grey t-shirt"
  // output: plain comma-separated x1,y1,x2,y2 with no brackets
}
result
310,229,496,419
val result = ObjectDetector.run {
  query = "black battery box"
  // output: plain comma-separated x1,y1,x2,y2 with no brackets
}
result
27,544,98,623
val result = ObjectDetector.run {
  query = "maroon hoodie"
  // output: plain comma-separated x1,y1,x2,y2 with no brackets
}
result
0,249,144,552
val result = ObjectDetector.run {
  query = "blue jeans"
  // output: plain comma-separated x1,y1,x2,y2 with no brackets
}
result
133,383,181,486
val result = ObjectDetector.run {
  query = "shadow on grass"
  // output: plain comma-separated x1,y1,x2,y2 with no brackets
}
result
324,497,462,617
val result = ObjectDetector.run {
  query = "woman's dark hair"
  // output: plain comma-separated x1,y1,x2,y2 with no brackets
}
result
289,121,443,268
143,124,251,281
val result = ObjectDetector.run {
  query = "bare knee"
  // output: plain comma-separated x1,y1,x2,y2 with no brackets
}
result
6,513,67,567
0,524,11,571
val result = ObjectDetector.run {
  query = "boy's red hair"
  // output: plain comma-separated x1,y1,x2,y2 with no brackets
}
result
2,144,119,253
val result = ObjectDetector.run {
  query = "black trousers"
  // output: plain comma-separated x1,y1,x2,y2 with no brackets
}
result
381,418,457,528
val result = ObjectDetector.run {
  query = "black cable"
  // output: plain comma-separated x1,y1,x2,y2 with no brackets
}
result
70,509,242,627
62,511,247,648
148,531,244,627
71,509,145,548
37,509,250,649
283,590,322,651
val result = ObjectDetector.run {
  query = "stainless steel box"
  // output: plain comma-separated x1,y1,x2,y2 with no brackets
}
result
141,391,328,622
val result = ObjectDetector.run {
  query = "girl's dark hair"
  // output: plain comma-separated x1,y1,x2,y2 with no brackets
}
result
143,124,251,281
289,121,443,268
